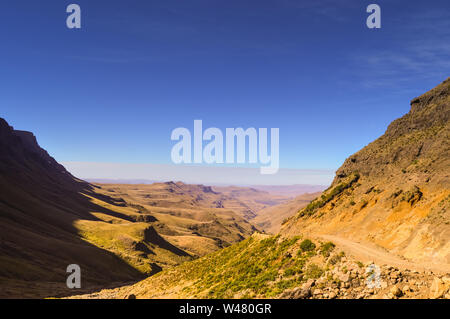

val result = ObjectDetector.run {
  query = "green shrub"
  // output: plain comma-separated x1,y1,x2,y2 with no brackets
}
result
305,263,323,279
299,239,316,252
319,242,335,257
283,268,296,276
298,173,360,216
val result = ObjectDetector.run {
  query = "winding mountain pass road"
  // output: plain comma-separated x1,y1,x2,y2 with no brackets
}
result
320,235,450,274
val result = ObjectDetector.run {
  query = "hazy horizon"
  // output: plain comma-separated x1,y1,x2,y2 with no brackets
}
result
63,161,335,186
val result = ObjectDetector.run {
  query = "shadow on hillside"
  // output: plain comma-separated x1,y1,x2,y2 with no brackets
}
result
0,119,195,298
144,226,191,257
0,166,186,298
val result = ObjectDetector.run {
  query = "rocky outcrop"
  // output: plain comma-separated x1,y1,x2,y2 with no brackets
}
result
281,254,450,299
0,119,72,179
334,77,449,182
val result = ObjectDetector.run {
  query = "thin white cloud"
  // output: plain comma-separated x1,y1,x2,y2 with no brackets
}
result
349,9,450,89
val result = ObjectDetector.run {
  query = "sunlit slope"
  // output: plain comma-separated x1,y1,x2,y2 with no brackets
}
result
282,78,450,264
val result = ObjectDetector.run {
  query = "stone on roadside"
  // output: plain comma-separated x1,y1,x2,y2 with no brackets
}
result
390,285,403,297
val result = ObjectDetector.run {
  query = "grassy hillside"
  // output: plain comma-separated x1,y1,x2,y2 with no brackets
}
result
69,234,339,298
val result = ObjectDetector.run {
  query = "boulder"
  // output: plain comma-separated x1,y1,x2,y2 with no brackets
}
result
339,273,351,283
328,292,337,299
390,285,403,297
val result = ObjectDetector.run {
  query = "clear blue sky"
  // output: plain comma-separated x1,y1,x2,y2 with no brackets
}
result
1,0,449,171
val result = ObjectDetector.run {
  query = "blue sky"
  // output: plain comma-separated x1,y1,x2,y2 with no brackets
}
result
1,0,449,177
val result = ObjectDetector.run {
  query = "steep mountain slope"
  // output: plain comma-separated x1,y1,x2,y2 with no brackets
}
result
282,78,450,264
252,192,321,233
0,119,146,298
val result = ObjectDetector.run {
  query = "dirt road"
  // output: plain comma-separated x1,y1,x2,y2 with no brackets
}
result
320,235,450,274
